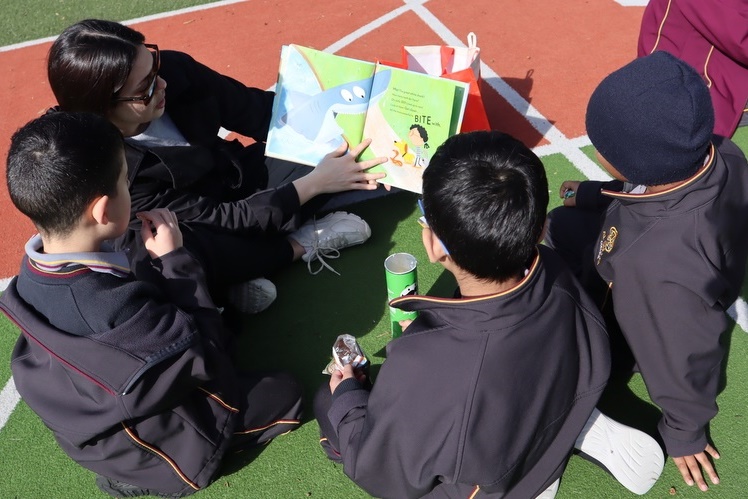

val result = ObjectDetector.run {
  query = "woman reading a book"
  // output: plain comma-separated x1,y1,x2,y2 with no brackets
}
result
46,19,388,314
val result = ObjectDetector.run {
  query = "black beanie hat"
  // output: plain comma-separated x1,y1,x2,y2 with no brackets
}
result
585,51,714,185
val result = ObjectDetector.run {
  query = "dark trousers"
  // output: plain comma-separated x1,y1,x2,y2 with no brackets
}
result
230,369,305,450
175,155,314,305
266,157,397,213
192,156,393,302
97,369,303,498
187,146,397,304
312,382,345,462
181,225,293,306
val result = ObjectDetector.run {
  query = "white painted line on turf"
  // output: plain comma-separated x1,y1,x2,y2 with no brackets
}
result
728,300,748,334
532,143,563,157
0,35,58,52
0,0,249,52
323,4,415,55
410,1,611,181
120,0,249,26
0,378,20,432
614,0,649,6
532,136,594,163
0,277,18,434
568,135,593,148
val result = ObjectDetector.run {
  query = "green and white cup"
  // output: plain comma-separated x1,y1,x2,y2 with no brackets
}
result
384,252,419,338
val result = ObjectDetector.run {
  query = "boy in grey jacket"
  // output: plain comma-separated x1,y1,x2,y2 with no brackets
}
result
314,131,664,498
547,51,748,492
1,112,302,498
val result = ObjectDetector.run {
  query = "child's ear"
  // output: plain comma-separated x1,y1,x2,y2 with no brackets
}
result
421,227,448,263
90,195,110,226
538,216,548,243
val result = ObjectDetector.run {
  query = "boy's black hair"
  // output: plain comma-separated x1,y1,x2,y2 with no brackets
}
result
6,112,125,236
421,130,548,282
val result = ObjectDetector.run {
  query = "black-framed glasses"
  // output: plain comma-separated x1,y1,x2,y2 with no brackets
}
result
113,44,160,106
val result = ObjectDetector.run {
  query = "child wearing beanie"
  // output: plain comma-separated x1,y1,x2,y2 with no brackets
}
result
545,51,748,492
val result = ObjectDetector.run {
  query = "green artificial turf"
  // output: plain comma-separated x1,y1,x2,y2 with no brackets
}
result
0,0,213,46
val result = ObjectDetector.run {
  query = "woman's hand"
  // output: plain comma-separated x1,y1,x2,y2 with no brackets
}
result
293,139,388,205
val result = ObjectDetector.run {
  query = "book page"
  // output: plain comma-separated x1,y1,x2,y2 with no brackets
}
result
265,45,377,166
362,64,469,193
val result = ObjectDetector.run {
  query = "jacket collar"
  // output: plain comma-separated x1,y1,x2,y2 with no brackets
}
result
600,143,721,216
391,247,555,331
25,235,131,278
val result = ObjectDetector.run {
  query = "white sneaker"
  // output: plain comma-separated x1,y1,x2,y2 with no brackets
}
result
535,478,560,499
288,212,371,275
227,278,277,314
574,408,664,495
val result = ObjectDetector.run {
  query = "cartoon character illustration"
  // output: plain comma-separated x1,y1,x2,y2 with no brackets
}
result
279,69,392,145
408,124,430,168
400,282,418,297
391,140,416,166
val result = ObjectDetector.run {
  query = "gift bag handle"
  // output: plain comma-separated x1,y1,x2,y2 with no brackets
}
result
439,33,478,75
467,32,477,49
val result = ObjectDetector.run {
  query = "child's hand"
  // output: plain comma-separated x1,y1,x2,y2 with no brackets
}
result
399,319,413,332
672,444,720,492
137,209,183,259
559,180,581,207
293,139,387,204
329,364,367,394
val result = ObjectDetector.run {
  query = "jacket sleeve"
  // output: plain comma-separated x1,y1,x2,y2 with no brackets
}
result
328,378,371,463
129,171,302,234
138,247,215,309
327,354,440,498
136,246,230,348
160,50,275,141
637,0,666,56
610,267,726,457
679,0,748,66
128,51,304,233
574,180,623,211
118,248,234,418
328,385,406,498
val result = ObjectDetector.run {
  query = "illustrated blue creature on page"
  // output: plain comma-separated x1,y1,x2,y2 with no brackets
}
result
266,45,385,166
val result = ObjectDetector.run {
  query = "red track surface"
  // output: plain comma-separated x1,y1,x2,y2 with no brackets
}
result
0,0,644,277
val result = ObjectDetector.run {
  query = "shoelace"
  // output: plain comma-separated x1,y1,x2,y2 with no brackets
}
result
303,217,344,275
306,244,341,275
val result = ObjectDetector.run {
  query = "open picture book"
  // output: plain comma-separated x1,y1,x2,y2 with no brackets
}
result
265,44,469,193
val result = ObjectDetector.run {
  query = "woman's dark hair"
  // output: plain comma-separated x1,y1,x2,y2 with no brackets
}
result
421,131,549,282
48,19,145,115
